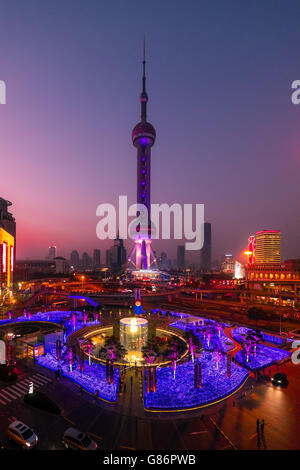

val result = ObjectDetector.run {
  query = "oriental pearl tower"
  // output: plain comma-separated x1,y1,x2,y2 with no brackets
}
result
128,41,157,271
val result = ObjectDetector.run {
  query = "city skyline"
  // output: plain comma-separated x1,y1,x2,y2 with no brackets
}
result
1,1,300,261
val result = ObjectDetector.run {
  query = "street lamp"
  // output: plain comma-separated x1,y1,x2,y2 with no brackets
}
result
81,275,85,292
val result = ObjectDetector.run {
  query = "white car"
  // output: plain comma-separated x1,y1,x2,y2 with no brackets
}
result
8,420,38,449
62,427,98,450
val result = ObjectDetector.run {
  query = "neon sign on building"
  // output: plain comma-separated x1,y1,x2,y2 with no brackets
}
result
247,235,255,265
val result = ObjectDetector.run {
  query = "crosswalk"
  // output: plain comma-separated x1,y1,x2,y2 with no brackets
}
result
0,373,52,406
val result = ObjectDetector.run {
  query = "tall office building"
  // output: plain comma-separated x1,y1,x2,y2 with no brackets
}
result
109,235,127,273
48,246,56,260
158,252,169,271
0,198,16,294
93,249,101,269
201,222,212,272
253,230,281,264
70,250,80,269
105,249,111,268
81,252,91,269
177,245,185,270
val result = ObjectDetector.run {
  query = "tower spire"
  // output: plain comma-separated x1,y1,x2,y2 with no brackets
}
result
140,35,148,122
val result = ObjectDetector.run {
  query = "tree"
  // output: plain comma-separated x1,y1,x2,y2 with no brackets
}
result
142,341,159,365
163,338,185,379
185,331,201,363
99,335,127,362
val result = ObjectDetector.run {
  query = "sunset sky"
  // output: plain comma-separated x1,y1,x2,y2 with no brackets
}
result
0,0,300,263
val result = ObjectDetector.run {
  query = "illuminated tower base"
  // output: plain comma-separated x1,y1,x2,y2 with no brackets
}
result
128,237,156,271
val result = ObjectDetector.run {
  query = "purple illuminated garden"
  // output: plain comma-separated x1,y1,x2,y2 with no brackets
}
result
37,346,119,402
144,352,249,410
0,309,292,411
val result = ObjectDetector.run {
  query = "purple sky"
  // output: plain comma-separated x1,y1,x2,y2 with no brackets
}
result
0,0,300,264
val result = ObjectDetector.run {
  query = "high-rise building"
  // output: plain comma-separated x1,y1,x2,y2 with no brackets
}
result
109,235,127,273
105,249,111,268
93,249,101,269
128,41,156,271
0,198,16,295
158,252,168,271
201,222,211,272
221,254,235,273
48,246,56,260
81,252,91,269
177,245,185,270
70,250,80,269
252,230,281,265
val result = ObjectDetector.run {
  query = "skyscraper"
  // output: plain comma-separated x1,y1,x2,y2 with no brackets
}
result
201,222,212,272
158,252,169,271
48,246,56,260
93,249,101,269
128,41,156,271
81,252,91,269
177,245,185,270
70,250,80,269
109,235,127,273
105,249,111,268
253,230,281,264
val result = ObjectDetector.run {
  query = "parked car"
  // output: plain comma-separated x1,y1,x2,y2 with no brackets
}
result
62,427,98,450
271,372,288,387
8,420,38,449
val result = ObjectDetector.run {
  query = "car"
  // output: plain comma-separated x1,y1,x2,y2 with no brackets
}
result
8,420,38,449
62,427,98,450
271,372,288,387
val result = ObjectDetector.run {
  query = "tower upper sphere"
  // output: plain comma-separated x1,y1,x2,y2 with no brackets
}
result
132,121,156,146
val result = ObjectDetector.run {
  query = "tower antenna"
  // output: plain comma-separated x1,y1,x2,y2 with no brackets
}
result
143,34,146,86
141,35,148,121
